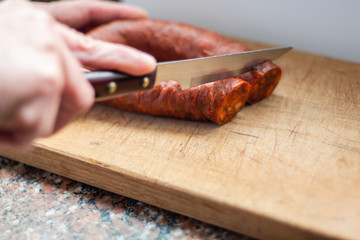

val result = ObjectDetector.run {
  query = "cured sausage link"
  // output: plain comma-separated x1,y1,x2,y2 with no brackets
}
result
87,19,282,124
87,19,251,61
103,78,250,125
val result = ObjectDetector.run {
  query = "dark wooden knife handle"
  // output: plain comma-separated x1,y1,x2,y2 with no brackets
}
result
85,69,157,101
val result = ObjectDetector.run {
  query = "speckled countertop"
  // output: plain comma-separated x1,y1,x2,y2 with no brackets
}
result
0,156,253,240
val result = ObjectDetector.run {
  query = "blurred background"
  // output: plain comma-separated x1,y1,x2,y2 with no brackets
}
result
124,0,360,63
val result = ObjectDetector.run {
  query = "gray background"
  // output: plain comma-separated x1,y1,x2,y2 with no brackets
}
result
125,0,360,63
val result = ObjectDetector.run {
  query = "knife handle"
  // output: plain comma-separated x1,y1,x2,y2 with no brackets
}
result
85,69,157,101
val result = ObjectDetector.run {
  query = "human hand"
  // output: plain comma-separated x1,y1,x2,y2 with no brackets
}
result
0,1,155,149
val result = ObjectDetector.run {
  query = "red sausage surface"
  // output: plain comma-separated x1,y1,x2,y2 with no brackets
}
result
87,19,282,124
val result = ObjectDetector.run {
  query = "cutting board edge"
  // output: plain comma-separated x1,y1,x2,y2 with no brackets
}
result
0,146,341,240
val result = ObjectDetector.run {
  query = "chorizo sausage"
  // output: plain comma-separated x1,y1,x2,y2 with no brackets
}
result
104,78,250,125
87,19,282,124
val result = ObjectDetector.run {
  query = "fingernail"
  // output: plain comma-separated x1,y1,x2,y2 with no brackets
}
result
142,53,157,70
135,7,148,18
122,4,148,18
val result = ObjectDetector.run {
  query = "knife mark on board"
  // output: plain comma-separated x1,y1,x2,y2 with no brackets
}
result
179,123,200,153
325,141,360,153
230,131,259,139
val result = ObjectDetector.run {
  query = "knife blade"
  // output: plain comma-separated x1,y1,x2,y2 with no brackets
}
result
86,46,292,101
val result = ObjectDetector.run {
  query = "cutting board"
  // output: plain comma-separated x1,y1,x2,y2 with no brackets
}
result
1,40,359,240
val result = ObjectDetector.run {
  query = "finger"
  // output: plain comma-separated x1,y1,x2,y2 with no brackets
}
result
0,94,58,149
0,130,23,149
0,129,34,151
57,24,156,76
17,88,60,138
32,0,148,30
2,48,65,142
81,1,148,25
52,28,95,132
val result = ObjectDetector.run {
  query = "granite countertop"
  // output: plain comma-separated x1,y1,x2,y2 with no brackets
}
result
0,156,253,240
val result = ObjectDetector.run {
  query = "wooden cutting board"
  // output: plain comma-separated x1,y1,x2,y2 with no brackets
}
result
1,40,359,240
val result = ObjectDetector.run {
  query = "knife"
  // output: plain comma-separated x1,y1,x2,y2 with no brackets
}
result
85,46,292,101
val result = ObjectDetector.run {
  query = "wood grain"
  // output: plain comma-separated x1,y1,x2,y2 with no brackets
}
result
1,41,359,240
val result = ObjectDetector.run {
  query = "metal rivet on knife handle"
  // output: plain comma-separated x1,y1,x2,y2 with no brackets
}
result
107,81,117,94
142,77,150,88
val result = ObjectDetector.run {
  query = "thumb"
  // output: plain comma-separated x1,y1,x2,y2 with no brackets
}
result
55,23,156,76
